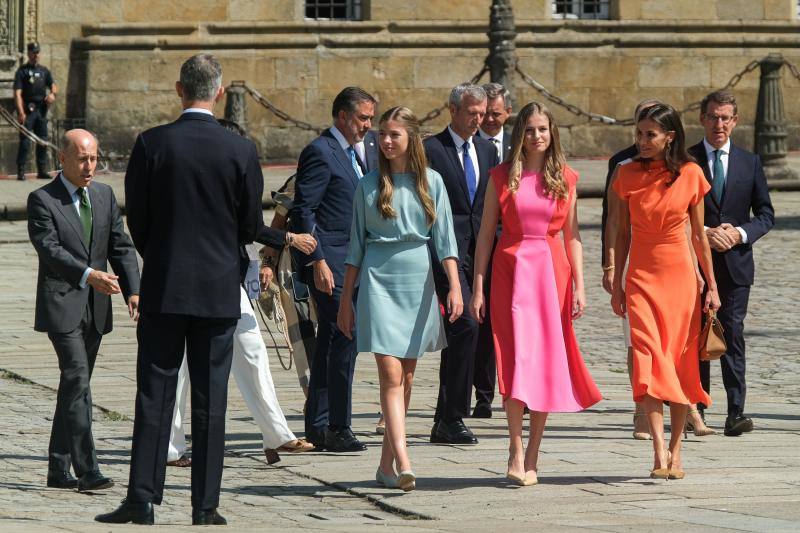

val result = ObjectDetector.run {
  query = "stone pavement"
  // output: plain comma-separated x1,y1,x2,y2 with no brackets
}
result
0,194,799,531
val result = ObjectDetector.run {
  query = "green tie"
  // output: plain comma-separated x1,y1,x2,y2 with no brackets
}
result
712,149,726,203
78,187,92,245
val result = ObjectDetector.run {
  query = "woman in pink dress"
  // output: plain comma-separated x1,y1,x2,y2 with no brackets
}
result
470,102,602,486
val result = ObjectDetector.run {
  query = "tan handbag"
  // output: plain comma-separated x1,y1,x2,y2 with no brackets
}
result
699,310,726,361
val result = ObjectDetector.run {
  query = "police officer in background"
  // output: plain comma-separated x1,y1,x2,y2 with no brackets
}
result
14,42,57,181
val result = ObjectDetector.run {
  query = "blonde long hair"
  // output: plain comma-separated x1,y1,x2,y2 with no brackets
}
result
505,102,568,199
377,106,436,226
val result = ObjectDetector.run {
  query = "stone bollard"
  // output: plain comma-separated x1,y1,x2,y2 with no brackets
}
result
755,54,798,181
487,0,517,108
224,81,248,133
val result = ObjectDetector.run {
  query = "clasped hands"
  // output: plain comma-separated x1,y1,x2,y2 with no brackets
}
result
706,223,742,252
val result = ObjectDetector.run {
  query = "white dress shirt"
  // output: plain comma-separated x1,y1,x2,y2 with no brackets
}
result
479,128,504,162
182,107,214,116
703,138,747,243
59,173,94,287
330,125,365,178
448,126,480,176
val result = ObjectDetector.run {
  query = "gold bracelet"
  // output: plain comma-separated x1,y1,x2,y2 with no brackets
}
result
602,265,615,271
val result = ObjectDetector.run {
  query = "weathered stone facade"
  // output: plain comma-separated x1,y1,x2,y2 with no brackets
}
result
2,0,800,171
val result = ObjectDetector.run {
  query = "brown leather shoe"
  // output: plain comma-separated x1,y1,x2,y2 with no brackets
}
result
276,438,315,453
166,455,191,467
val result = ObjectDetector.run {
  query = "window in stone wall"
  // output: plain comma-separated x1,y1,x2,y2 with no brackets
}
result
305,0,363,20
552,0,610,19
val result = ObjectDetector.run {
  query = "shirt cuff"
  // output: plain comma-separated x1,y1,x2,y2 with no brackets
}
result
79,267,93,288
736,226,748,244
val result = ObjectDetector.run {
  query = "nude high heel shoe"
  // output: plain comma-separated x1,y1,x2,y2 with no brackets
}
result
685,409,716,437
633,413,652,440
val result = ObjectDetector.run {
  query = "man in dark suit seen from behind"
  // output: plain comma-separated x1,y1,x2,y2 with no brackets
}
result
96,54,264,526
424,83,499,443
290,87,378,452
688,90,774,437
27,129,140,493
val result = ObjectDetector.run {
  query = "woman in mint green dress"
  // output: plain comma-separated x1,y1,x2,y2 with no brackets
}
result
338,106,462,492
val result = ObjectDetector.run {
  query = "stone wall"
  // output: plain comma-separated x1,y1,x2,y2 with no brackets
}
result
2,0,800,172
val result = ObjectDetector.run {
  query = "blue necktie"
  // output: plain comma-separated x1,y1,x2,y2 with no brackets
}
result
348,146,362,179
712,149,725,203
462,141,477,204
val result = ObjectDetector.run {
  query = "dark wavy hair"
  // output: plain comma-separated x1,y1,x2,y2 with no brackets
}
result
636,103,695,186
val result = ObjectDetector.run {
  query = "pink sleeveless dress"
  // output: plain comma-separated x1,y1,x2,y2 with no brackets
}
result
490,163,602,412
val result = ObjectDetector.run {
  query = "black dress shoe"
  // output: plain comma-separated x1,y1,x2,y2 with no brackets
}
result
47,470,78,489
431,419,478,445
78,470,114,492
193,508,227,525
95,499,154,525
37,172,51,180
724,416,754,437
17,172,26,181
472,402,493,419
324,427,367,452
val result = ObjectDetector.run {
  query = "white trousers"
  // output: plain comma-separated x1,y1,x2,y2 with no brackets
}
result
167,287,297,461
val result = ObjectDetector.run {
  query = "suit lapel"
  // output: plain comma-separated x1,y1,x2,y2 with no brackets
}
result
52,178,89,254
439,131,470,205
474,140,492,208
721,145,744,211
88,185,105,256
692,142,720,212
324,130,359,187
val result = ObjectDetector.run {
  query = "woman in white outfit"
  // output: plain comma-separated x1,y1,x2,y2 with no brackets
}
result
167,119,317,466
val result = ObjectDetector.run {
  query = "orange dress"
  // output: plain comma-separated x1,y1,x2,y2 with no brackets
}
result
612,160,712,406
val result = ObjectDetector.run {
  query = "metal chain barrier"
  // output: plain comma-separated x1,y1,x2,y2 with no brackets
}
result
231,81,325,134
515,57,765,126
783,59,800,83
419,62,490,125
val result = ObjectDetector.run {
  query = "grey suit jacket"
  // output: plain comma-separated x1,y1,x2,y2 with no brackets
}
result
27,176,140,334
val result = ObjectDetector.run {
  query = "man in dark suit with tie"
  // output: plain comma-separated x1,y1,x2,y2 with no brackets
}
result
28,129,140,493
424,83,499,443
96,54,264,526
478,82,512,164
469,81,511,418
688,90,774,437
290,87,378,452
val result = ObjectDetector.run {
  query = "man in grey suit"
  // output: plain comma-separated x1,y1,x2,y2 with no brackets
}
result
27,129,140,492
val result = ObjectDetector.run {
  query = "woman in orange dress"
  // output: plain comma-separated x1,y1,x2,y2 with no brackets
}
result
610,103,721,480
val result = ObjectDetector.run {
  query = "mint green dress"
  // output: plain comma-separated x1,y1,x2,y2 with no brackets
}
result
345,168,458,358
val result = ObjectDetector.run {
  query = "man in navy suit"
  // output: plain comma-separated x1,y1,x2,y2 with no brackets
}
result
688,90,774,437
290,87,378,452
471,82,511,418
424,83,499,444
97,54,264,526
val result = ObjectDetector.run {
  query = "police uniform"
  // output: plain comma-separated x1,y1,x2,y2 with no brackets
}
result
14,55,55,177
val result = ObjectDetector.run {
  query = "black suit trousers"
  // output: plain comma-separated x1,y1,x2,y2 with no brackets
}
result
47,301,101,476
126,312,236,510
435,266,481,423
699,266,751,417
305,284,358,441
472,264,496,407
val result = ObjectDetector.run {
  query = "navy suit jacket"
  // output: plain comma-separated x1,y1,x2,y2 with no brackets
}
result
424,128,498,292
688,141,774,286
125,112,264,318
289,129,378,286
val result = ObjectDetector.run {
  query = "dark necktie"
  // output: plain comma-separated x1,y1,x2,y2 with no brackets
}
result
712,149,726,203
462,141,477,204
78,187,92,245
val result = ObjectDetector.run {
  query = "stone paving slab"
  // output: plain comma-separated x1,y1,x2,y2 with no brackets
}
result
0,194,798,531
